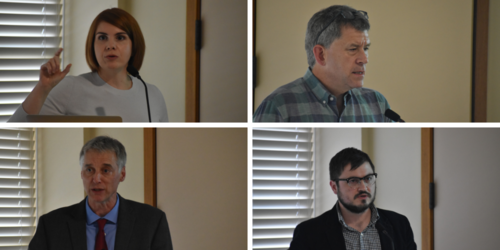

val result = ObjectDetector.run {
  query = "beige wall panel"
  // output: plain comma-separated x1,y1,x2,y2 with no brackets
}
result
37,128,85,216
255,0,473,122
199,0,247,122
121,0,187,122
156,128,247,250
488,1,500,121
363,128,421,250
92,128,144,203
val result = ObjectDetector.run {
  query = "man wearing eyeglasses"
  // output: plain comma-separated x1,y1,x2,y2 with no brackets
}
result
253,5,391,122
289,148,416,249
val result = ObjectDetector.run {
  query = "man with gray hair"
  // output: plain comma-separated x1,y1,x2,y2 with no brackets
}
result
29,136,173,250
253,5,391,122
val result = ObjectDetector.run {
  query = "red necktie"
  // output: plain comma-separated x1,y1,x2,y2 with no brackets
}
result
95,219,108,250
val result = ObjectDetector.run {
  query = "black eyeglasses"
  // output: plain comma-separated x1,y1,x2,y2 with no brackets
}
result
314,10,369,45
336,173,377,188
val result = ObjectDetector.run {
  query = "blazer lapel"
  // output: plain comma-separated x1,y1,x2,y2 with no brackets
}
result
114,194,137,250
67,198,88,250
325,204,347,250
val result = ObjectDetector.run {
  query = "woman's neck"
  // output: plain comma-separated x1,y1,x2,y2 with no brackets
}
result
97,68,132,90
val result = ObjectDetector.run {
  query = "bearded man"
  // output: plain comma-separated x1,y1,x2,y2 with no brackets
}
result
289,147,416,250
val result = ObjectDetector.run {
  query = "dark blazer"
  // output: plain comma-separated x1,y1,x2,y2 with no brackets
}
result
289,204,417,250
28,194,173,250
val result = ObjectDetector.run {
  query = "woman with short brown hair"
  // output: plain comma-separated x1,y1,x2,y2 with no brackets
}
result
9,8,168,122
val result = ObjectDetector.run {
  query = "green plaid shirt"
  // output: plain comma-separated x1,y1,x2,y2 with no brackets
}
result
253,68,392,122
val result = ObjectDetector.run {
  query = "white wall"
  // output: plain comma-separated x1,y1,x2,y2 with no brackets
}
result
434,128,500,249
314,128,361,215
120,0,186,122
363,128,421,250
37,128,85,216
63,0,118,75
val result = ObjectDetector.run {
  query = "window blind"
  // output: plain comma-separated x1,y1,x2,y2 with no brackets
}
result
252,128,315,250
0,0,63,122
0,128,36,250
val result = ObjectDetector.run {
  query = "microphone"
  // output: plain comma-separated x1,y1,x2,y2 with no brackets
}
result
127,65,152,122
382,230,395,250
377,223,395,250
385,109,405,123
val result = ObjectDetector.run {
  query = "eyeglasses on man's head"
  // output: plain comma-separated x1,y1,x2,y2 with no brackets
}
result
314,10,369,45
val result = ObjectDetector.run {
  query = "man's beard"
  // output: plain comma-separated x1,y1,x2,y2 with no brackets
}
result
338,187,376,214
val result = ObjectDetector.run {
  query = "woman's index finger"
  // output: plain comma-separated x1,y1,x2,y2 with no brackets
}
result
54,48,63,57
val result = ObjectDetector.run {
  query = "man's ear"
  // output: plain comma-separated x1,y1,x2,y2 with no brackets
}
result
330,180,338,194
119,166,126,182
313,45,327,66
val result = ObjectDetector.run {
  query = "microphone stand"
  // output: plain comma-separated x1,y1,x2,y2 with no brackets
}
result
127,65,152,122
382,230,395,250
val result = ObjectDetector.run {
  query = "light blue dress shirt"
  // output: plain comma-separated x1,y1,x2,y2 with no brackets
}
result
86,195,120,250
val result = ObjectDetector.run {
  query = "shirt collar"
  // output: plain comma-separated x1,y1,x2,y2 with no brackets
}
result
335,200,379,229
90,71,136,91
303,68,352,105
85,194,120,225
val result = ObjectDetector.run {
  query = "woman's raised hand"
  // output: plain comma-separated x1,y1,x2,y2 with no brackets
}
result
39,48,72,91
18,48,72,115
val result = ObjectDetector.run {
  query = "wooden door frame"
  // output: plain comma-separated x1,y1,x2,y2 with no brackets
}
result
185,0,202,122
252,0,256,111
421,128,434,250
472,0,489,122
144,128,157,207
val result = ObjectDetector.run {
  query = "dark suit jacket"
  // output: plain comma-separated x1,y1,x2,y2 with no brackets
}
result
28,194,173,250
289,204,417,250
